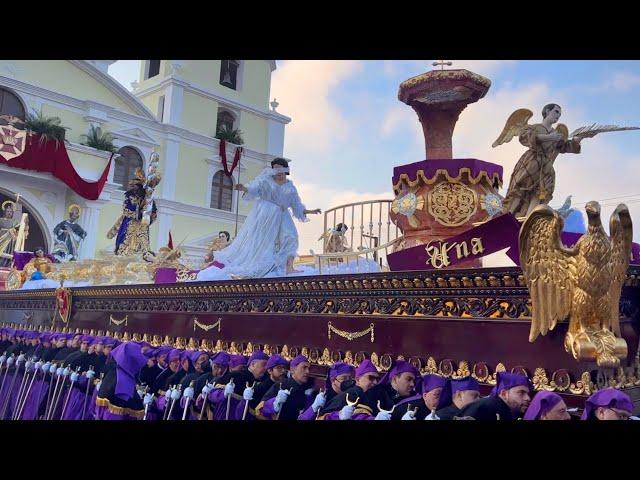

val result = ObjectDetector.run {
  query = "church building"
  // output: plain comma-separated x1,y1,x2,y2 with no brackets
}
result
0,60,290,265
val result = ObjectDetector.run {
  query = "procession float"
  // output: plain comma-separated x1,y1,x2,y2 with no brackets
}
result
2,63,639,415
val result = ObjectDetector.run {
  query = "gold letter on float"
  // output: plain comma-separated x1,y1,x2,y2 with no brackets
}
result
471,237,485,255
455,241,470,259
425,241,453,269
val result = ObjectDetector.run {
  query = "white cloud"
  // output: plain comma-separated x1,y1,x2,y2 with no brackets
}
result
271,61,363,155
380,105,415,137
382,61,399,76
445,60,516,77
601,71,640,92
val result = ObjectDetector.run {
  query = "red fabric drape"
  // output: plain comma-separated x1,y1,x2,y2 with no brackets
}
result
218,139,242,177
0,133,112,200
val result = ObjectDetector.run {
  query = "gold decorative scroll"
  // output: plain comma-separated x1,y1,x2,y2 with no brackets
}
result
109,314,128,327
428,181,478,227
327,321,375,343
193,316,222,333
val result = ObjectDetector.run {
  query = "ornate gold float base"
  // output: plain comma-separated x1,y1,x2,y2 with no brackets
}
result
565,328,628,368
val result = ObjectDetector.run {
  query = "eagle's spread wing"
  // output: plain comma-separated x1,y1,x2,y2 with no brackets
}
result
519,205,579,342
608,204,633,335
492,109,533,148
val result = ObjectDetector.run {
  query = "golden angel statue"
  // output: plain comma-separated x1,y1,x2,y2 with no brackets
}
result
493,104,639,218
519,201,632,368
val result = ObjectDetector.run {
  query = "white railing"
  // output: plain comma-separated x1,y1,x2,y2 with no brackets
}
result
319,199,400,269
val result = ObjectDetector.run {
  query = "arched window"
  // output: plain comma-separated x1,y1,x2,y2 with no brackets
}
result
0,87,26,121
219,60,240,90
114,146,144,190
210,170,234,211
216,109,236,135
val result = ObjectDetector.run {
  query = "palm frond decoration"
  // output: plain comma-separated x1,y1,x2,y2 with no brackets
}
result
24,109,68,147
215,124,244,145
80,125,117,153
569,123,640,139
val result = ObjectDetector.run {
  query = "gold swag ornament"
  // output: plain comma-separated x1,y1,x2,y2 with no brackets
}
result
519,201,632,368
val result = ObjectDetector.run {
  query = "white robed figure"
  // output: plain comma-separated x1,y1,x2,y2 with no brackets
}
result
196,158,321,281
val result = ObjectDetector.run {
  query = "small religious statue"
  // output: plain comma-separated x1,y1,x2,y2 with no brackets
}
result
107,155,161,256
0,194,28,267
23,246,53,280
493,104,639,218
203,231,230,266
149,241,195,283
318,223,352,260
52,204,87,262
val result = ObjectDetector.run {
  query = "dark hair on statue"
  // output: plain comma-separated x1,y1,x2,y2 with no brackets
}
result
542,103,561,119
125,183,146,199
34,246,44,253
219,231,230,241
271,157,290,175
335,223,348,232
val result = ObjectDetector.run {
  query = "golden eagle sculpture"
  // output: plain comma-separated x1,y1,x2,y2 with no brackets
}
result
519,201,632,368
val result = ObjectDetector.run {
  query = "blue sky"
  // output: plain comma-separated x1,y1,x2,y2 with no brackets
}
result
109,60,640,254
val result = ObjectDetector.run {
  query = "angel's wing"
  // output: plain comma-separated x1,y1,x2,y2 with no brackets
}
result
607,204,633,335
519,205,579,342
492,109,533,148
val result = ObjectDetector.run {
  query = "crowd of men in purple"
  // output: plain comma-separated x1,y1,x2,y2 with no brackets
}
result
0,327,636,421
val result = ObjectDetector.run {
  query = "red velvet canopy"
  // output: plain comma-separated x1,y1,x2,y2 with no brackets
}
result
0,133,112,200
